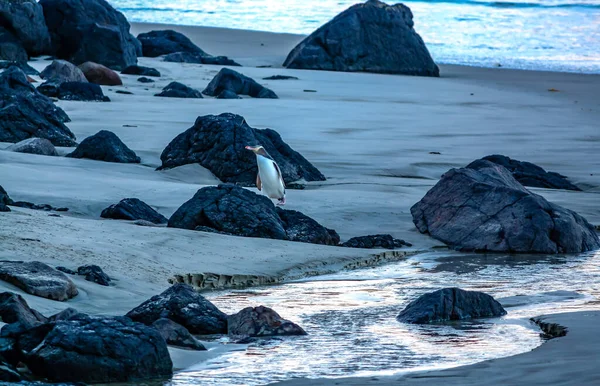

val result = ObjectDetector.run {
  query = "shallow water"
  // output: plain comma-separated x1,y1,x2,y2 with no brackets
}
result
109,0,600,73
170,249,600,385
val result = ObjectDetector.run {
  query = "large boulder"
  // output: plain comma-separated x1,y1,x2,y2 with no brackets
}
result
40,60,87,83
158,113,325,186
66,130,140,163
203,68,277,99
411,160,600,253
0,28,28,62
478,154,581,191
0,0,51,56
228,306,307,337
40,0,140,70
101,198,167,224
283,0,439,77
126,283,228,334
38,81,110,102
121,64,160,77
168,184,340,245
6,138,58,156
78,61,122,85
163,51,241,66
152,318,206,350
397,288,507,324
0,292,47,327
137,29,207,57
0,66,75,146
16,315,172,383
0,261,78,301
155,81,203,99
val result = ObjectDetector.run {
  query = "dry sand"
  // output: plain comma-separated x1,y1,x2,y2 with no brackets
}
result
0,22,599,383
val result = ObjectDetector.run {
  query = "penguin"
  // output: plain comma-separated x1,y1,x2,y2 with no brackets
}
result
245,145,286,205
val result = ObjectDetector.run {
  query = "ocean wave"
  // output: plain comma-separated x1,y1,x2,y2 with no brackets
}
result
407,0,600,9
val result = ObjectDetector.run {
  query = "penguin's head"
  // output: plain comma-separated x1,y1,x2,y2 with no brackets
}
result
245,145,268,157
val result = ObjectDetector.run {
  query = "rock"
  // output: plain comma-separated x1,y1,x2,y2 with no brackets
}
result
10,201,68,212
126,283,227,334
0,292,47,327
158,113,325,186
151,318,206,350
162,51,241,66
0,28,28,62
0,185,12,212
263,75,299,80
78,61,123,85
478,154,581,191
49,307,85,321
38,81,110,102
283,0,439,77
342,234,412,249
411,160,600,253
121,65,160,77
66,130,140,163
276,208,340,245
40,60,87,83
397,288,507,324
168,184,339,245
101,198,167,224
0,66,75,146
18,315,172,383
137,30,207,57
154,81,202,98
0,0,51,56
40,0,140,70
0,360,21,382
0,261,78,301
76,265,110,286
115,90,132,95
6,138,58,156
0,60,39,75
217,89,241,99
203,68,278,99
228,306,307,337
55,266,77,275
137,76,154,83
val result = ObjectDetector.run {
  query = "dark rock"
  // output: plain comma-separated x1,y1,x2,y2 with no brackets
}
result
152,318,206,350
0,261,78,301
203,68,277,99
0,360,21,382
126,283,227,334
0,0,51,56
55,266,76,275
397,288,507,324
115,90,132,95
49,307,85,321
6,138,58,156
263,75,299,80
40,0,140,70
40,60,87,83
0,185,11,212
78,61,123,85
342,234,412,249
39,81,110,102
158,113,325,186
216,89,241,99
101,198,167,224
76,265,110,286
0,292,47,327
168,184,339,245
11,201,67,212
0,28,28,62
154,81,202,98
411,160,600,253
0,66,75,146
276,208,340,245
19,315,172,383
137,76,154,83
478,154,581,191
0,60,39,75
137,30,206,57
66,130,140,163
121,64,160,77
162,51,241,66
0,205,9,212
228,306,307,337
283,0,439,77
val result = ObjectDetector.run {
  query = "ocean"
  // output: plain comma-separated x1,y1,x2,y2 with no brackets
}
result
109,0,600,74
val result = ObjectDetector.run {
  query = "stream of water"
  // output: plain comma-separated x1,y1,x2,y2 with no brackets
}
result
170,249,600,385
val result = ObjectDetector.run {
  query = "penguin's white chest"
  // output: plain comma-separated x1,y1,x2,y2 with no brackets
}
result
257,155,285,199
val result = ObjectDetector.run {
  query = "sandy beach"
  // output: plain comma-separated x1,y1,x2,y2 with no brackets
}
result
1,20,599,385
